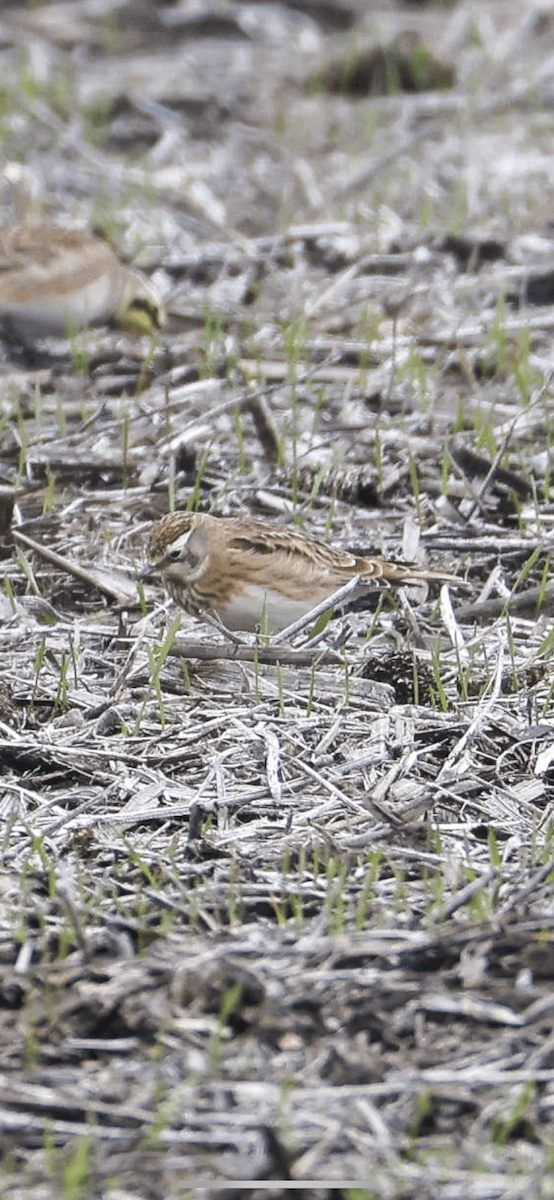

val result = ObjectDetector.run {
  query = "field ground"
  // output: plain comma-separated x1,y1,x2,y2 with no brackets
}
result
2,0,554,1195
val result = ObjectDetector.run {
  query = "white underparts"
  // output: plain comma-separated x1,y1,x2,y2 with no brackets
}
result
219,584,316,633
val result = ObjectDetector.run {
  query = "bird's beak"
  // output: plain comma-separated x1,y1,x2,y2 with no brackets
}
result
138,563,158,583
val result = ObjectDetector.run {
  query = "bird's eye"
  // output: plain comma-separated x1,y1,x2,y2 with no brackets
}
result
167,549,182,562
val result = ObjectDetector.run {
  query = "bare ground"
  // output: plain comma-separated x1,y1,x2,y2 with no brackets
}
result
2,0,554,1195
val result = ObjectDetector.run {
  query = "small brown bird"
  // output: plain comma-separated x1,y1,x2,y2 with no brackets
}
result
0,224,164,340
141,510,462,634
0,163,163,341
